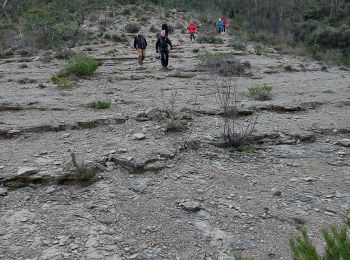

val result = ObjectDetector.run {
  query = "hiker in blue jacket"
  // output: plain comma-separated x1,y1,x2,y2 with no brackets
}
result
216,18,224,34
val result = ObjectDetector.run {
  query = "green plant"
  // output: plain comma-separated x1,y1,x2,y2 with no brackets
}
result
199,52,250,77
125,23,141,33
51,76,76,87
58,54,99,77
248,84,272,100
239,144,256,153
89,100,111,109
289,217,350,259
16,49,31,56
198,52,236,63
60,153,97,184
4,48,15,57
197,35,224,44
122,6,132,15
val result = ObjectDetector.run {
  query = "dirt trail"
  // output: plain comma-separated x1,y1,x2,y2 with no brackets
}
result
1,9,350,260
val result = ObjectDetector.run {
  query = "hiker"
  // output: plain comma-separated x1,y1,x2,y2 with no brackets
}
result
222,16,228,32
133,29,147,65
187,21,197,42
161,22,169,36
216,18,224,34
156,30,173,69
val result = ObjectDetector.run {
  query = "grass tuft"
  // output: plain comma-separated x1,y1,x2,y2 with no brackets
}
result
89,100,111,109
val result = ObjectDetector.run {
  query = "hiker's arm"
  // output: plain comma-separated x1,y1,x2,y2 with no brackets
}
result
133,37,137,48
168,39,173,49
156,38,159,52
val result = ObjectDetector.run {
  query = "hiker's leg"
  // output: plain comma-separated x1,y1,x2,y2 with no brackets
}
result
193,33,195,41
160,50,166,67
164,50,169,67
223,25,226,32
142,49,146,63
137,49,142,64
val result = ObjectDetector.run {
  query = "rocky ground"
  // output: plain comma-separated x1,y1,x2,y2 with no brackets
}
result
1,6,350,260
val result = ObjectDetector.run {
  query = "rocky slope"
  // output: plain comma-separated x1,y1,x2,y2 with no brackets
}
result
1,6,350,260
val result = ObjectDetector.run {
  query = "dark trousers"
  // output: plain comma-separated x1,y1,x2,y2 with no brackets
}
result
218,27,223,34
190,32,195,41
223,25,226,32
160,49,169,67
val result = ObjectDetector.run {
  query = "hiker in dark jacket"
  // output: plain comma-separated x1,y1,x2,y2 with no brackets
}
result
156,30,173,68
161,23,169,36
133,29,147,65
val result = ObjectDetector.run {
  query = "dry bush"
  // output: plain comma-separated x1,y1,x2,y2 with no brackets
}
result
216,78,257,148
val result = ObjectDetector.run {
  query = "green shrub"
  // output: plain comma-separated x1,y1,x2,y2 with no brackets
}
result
89,100,111,109
197,35,224,44
198,52,236,63
60,153,97,184
248,84,272,100
4,48,15,57
21,2,79,49
16,49,31,56
58,54,99,77
51,76,76,87
289,217,350,259
125,23,141,33
122,6,132,15
239,144,256,153
199,52,250,77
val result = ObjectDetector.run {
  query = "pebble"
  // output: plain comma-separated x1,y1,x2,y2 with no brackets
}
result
61,133,71,139
303,177,317,182
132,133,146,140
179,201,202,212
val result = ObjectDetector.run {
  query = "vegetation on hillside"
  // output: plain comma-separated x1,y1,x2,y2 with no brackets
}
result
0,0,349,65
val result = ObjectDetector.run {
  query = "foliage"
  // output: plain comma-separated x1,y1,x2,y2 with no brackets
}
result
198,52,236,63
216,79,257,148
248,84,272,100
20,2,79,49
197,35,224,44
89,100,111,109
125,23,141,33
60,153,97,184
58,54,99,77
51,76,76,87
290,217,350,259
238,144,256,153
199,52,250,77
3,48,15,57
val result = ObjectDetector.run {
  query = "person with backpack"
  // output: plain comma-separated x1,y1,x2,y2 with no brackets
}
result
187,21,197,42
222,17,228,32
133,29,147,65
161,22,169,36
216,18,224,34
156,30,173,69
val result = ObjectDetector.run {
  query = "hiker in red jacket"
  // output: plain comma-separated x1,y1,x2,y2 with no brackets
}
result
222,17,228,32
187,21,197,42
